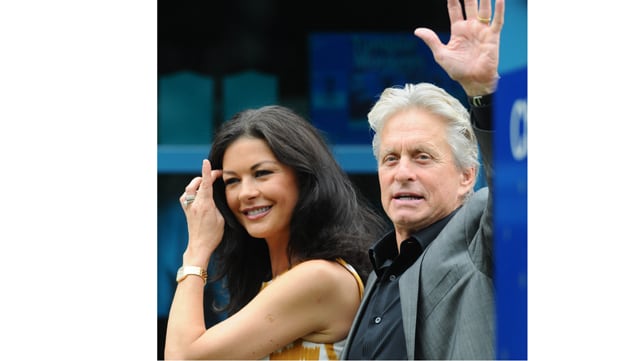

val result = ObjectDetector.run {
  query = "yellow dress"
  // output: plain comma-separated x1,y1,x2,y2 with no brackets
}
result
260,258,364,360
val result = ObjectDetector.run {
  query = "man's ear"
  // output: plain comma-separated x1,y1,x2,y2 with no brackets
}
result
459,166,477,195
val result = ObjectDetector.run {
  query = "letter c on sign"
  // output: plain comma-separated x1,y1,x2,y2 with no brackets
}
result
510,99,528,161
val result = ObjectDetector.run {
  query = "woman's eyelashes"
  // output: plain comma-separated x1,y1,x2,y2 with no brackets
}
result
223,169,274,187
254,169,273,178
223,177,238,186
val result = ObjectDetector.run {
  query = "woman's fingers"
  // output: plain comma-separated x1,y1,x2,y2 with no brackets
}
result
180,159,223,208
180,176,202,207
197,159,215,199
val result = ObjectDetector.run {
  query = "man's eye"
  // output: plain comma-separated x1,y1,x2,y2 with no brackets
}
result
417,153,434,161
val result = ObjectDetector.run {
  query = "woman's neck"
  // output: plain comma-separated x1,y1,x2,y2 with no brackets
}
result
266,237,293,279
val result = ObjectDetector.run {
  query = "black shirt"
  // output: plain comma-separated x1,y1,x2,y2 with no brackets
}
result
344,210,458,360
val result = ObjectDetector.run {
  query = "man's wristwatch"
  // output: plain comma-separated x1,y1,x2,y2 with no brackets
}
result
176,265,208,284
468,94,493,108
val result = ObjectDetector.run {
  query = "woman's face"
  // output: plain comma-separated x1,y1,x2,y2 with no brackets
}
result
221,137,299,244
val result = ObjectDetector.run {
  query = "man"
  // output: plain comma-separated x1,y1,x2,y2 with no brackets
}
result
341,0,504,359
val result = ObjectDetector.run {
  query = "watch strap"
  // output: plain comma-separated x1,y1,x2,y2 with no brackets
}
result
467,93,493,108
176,265,208,284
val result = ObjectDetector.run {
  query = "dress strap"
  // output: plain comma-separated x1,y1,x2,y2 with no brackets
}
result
335,258,364,299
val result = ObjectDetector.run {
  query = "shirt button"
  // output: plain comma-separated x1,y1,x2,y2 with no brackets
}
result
389,275,397,281
374,316,382,324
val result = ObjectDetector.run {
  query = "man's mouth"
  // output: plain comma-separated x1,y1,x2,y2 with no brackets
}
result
394,193,423,200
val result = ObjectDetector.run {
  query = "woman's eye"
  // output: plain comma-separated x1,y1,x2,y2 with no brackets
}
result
223,178,238,186
255,170,272,177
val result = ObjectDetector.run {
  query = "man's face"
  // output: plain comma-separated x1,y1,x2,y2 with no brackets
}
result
377,108,474,241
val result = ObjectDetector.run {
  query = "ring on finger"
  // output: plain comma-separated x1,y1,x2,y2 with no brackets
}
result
477,16,491,24
183,194,196,206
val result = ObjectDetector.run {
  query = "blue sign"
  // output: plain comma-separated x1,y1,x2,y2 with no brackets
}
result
308,32,466,145
494,66,528,359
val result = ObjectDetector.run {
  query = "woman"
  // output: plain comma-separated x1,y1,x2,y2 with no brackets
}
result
165,105,388,360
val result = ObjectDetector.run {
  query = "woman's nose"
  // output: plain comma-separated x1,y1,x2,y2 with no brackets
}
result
238,179,260,200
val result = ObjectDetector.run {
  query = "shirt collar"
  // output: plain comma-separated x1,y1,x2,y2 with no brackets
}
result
368,207,461,274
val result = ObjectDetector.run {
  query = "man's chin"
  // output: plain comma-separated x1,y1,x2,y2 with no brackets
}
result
391,214,427,232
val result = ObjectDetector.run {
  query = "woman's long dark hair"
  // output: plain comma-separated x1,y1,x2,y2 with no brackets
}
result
208,105,388,315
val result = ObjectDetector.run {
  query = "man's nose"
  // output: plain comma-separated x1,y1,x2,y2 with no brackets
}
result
394,157,416,182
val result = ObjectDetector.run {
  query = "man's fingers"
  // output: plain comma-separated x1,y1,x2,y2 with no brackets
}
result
463,0,478,20
491,0,505,31
446,0,464,23
414,28,442,55
476,0,492,22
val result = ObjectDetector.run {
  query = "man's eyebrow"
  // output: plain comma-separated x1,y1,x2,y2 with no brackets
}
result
381,142,436,153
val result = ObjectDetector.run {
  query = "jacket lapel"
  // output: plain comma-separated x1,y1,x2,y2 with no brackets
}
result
399,257,422,360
